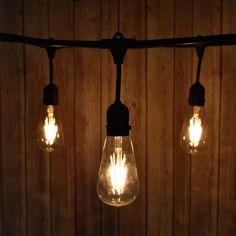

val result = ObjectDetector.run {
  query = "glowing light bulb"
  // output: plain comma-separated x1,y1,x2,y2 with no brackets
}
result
97,136,139,207
180,106,208,155
109,146,127,195
38,105,63,152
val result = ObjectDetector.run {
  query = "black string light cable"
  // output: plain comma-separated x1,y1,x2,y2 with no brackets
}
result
188,47,206,106
97,33,139,207
0,31,235,206
2,32,236,48
43,47,59,106
115,63,122,102
106,33,131,137
38,47,64,152
196,47,205,83
180,46,208,155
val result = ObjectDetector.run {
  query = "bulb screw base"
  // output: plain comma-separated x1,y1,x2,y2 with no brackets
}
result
43,83,59,105
106,100,131,136
188,82,205,106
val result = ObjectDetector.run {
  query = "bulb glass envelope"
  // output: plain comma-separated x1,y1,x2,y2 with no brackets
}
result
37,105,64,152
180,105,208,155
97,136,139,207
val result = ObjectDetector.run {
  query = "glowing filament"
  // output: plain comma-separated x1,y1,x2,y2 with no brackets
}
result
44,105,58,145
109,148,127,195
189,113,202,147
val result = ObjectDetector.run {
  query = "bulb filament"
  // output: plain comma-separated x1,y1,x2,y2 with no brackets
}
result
188,109,202,147
44,105,58,145
109,145,127,195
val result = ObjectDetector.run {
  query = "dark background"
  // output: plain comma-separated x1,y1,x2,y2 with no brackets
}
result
0,0,235,235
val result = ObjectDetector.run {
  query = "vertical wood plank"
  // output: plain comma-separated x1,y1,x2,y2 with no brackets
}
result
49,0,75,235
0,1,236,236
0,0,26,235
219,0,236,234
173,0,192,235
24,0,51,235
147,0,174,235
191,0,221,235
119,0,147,235
100,1,119,235
74,0,101,235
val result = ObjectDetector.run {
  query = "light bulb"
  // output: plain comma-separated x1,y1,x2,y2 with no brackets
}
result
97,136,139,207
180,105,208,155
37,105,63,152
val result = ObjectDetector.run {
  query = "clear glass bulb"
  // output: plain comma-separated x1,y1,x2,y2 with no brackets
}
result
180,106,208,155
37,105,64,152
97,136,139,207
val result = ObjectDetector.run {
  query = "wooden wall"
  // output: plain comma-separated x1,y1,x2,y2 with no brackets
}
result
0,0,235,235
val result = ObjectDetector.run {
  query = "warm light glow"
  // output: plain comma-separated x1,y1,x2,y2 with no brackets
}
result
180,106,208,155
109,149,127,195
38,105,63,152
44,105,58,145
97,136,139,207
188,112,202,147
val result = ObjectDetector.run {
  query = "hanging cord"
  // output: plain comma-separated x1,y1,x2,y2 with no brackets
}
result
108,33,128,102
195,46,205,83
106,33,130,136
188,46,206,106
43,46,59,105
115,63,122,101
45,46,57,84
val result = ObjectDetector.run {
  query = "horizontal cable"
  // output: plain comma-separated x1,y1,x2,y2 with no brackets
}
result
1,32,236,49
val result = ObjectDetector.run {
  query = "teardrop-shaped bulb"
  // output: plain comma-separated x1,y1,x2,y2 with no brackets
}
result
180,105,208,155
97,136,139,207
37,105,64,152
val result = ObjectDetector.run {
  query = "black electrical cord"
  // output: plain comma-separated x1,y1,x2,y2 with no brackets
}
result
106,34,130,136
46,47,56,84
188,47,206,106
2,32,236,48
195,47,205,83
43,47,59,105
115,64,122,101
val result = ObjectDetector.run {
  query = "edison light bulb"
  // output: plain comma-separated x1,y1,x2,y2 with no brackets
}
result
97,136,139,207
38,105,63,152
180,106,208,155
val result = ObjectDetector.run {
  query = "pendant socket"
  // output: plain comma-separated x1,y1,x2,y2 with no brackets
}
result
188,82,205,106
43,83,59,105
106,100,131,136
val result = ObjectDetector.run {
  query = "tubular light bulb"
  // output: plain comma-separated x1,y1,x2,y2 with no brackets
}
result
97,136,139,207
180,106,208,155
38,105,63,152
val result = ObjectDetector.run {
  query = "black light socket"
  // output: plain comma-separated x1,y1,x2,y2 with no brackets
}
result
43,83,59,105
188,82,205,106
106,100,131,136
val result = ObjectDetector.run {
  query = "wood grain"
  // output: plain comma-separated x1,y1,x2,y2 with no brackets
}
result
119,0,147,235
0,0,26,235
173,0,192,235
191,0,221,235
147,0,174,235
0,1,235,235
101,0,119,235
24,0,51,235
49,0,75,235
74,0,101,235
219,0,236,234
